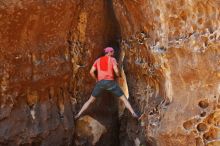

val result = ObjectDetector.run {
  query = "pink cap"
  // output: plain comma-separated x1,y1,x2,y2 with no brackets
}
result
104,47,114,53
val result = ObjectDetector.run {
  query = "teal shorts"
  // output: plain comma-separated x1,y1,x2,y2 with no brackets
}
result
92,80,124,98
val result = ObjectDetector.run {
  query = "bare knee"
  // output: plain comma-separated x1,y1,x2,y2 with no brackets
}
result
89,96,96,103
119,95,126,102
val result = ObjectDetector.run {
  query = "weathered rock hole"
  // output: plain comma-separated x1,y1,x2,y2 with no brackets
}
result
173,30,180,36
192,24,198,31
166,3,171,9
198,99,209,109
155,9,160,17
180,0,185,6
209,35,214,40
198,18,203,25
205,20,212,29
197,123,208,132
183,119,197,130
180,11,187,21
197,4,205,16
203,128,218,141
200,112,206,117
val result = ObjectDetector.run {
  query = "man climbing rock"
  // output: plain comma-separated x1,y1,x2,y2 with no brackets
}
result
75,47,138,119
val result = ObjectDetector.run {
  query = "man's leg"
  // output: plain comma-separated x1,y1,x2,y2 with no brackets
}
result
119,95,138,118
107,81,138,118
75,96,96,119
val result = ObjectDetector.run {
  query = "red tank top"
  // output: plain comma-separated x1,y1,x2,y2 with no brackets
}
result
93,56,117,81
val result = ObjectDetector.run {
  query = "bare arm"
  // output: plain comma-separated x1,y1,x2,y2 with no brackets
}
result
113,64,121,77
90,66,98,81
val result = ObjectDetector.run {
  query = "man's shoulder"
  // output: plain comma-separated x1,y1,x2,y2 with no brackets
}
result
93,58,100,65
110,56,116,60
96,56,116,62
110,57,117,64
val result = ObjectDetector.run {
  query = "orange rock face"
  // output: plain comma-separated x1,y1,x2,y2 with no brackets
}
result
0,0,220,146
113,0,220,145
0,0,120,145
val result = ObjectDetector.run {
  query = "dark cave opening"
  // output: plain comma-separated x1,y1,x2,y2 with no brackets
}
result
102,0,121,59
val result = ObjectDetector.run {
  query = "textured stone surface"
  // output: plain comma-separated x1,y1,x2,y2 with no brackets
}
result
113,0,220,146
0,0,220,146
0,0,120,145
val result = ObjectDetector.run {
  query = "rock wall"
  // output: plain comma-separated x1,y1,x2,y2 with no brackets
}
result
0,0,220,146
0,0,120,145
113,0,220,146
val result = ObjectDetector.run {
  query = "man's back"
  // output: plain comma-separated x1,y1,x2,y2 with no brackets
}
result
93,56,117,81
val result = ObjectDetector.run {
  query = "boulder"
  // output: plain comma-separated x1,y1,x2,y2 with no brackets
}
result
75,115,107,145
